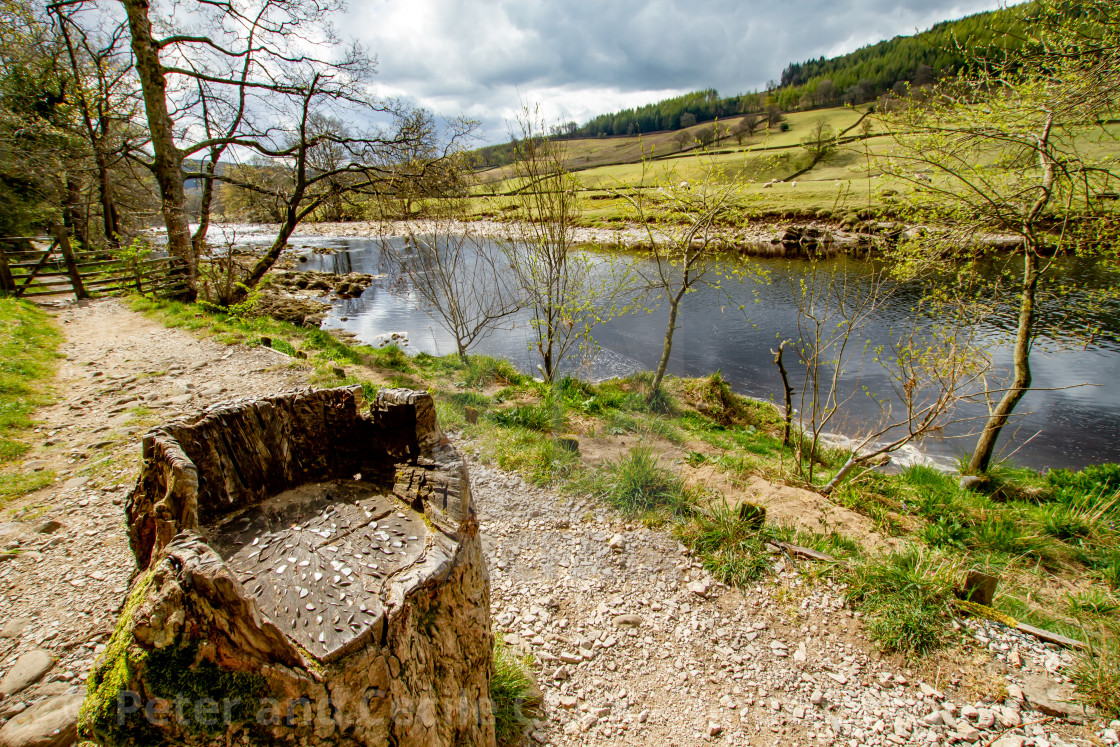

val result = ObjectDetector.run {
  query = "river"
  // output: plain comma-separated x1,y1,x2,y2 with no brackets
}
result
292,233,1120,472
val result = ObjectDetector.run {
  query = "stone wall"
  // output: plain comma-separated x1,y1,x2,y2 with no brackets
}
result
83,387,495,747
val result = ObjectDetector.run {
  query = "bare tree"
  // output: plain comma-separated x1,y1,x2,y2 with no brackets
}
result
503,105,628,382
617,156,750,397
107,0,447,298
220,85,472,304
876,0,1120,474
787,262,986,493
673,130,692,153
51,5,141,248
734,113,761,144
381,199,522,362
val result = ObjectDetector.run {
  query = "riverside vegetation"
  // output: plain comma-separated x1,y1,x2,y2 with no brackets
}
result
94,292,1118,721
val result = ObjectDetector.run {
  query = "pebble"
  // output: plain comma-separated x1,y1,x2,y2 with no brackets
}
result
0,650,55,698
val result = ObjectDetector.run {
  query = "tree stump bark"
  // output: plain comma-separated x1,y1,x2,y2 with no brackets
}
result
82,387,495,747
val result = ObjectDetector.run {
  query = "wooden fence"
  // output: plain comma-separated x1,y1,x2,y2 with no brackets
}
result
0,227,187,301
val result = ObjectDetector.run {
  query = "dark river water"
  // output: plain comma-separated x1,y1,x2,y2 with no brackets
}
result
294,234,1120,472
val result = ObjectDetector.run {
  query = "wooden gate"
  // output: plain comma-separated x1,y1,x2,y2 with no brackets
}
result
0,227,187,301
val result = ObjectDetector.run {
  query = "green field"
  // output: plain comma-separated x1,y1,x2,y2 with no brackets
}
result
467,105,1120,225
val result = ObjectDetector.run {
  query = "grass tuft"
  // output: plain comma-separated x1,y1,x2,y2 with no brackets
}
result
675,502,770,585
599,446,692,517
845,548,961,654
1071,636,1120,718
489,403,563,433
465,355,525,388
491,636,542,746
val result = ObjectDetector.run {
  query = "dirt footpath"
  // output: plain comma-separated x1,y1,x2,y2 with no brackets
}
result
0,300,314,717
0,298,1098,747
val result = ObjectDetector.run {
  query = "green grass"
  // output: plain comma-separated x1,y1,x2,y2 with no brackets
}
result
463,354,526,388
469,109,1120,225
488,402,563,433
675,502,771,585
490,635,542,746
1070,635,1120,718
595,446,693,518
0,297,60,504
1067,589,1120,618
844,548,962,654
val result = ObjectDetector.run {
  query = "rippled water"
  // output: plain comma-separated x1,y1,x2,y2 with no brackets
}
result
295,234,1120,471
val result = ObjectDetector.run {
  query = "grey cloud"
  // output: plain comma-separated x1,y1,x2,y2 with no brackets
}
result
346,0,1013,142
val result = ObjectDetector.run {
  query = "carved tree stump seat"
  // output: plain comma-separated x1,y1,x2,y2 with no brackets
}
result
81,387,495,747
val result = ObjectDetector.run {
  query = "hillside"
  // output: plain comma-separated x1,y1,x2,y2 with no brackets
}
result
467,2,1028,174
770,4,1027,111
466,102,1120,228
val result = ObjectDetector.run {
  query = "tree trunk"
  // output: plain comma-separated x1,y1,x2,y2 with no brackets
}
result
237,221,296,303
772,340,794,446
822,455,860,495
967,250,1039,474
63,175,87,249
96,147,121,250
122,0,196,297
192,156,218,258
651,294,683,395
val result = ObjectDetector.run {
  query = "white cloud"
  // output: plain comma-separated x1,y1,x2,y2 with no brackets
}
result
346,0,1016,143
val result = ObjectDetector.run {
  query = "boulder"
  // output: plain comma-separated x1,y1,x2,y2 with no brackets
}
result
0,651,55,698
0,693,83,747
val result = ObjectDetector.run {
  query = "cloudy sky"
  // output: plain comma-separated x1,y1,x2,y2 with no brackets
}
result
345,0,1015,144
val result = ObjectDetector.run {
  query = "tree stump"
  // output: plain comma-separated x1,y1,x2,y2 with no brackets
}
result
81,387,495,747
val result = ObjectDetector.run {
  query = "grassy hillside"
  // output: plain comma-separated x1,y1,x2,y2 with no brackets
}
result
467,3,1030,174
470,106,888,222
466,104,1120,226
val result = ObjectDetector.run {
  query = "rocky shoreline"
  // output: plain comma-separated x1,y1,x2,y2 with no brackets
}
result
280,217,1027,257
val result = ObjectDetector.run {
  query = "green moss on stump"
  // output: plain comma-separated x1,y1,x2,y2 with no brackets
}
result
80,568,156,745
79,569,267,746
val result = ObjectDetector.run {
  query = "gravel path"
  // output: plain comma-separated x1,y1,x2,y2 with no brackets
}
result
0,298,1109,747
464,459,1100,747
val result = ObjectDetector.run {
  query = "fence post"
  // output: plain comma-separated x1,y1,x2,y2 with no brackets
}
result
54,225,88,300
0,242,13,296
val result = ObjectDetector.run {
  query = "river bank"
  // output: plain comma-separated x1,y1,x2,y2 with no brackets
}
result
0,296,1116,746
282,217,1029,257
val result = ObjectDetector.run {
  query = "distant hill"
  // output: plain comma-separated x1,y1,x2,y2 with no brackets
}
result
468,2,1030,171
771,4,1028,111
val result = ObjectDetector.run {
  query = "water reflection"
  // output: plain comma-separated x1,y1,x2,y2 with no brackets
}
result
303,236,1120,471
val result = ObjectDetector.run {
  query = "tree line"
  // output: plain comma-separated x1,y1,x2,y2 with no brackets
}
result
772,4,1027,111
